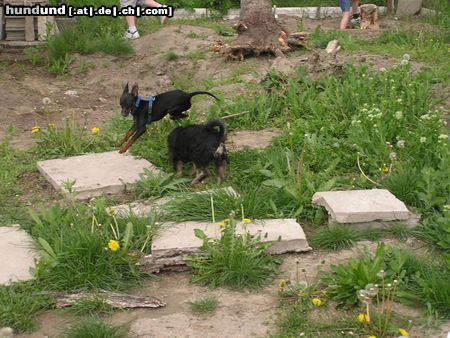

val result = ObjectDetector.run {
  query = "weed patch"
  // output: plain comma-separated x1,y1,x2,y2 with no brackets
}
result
29,199,160,290
186,219,278,289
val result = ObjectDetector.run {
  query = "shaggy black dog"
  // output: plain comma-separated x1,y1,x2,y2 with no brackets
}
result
168,119,229,185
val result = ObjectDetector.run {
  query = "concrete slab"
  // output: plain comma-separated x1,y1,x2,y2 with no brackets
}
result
151,219,311,258
312,189,413,224
37,151,161,200
112,187,239,218
0,226,37,285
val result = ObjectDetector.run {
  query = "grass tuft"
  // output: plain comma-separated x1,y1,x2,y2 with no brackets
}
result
61,318,127,338
188,296,219,314
310,224,360,251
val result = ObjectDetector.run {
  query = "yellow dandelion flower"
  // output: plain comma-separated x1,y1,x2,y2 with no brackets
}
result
278,279,286,289
31,126,40,134
217,221,226,227
108,239,120,251
398,328,409,337
358,313,370,323
91,127,100,135
368,336,377,338
382,166,390,174
311,298,322,307
106,207,116,216
47,123,56,129
243,218,252,223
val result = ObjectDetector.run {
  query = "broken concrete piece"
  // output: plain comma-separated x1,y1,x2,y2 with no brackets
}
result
0,226,37,285
141,219,311,272
312,189,414,224
396,0,422,16
37,151,161,200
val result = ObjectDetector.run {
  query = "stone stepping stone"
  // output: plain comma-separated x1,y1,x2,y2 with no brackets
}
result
141,219,311,273
37,151,161,200
0,226,37,285
112,187,239,217
312,189,417,224
227,129,281,151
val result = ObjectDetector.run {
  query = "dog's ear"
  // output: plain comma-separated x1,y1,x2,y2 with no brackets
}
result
131,84,139,97
123,83,129,93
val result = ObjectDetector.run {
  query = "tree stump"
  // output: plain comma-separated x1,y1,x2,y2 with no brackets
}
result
213,0,307,61
360,4,380,30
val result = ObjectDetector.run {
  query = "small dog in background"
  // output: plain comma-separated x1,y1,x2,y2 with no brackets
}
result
168,119,229,185
116,83,219,153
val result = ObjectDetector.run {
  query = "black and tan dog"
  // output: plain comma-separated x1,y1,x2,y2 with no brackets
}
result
168,119,229,185
116,83,218,153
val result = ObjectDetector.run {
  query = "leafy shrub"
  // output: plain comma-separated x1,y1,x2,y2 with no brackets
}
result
320,244,387,308
186,219,278,289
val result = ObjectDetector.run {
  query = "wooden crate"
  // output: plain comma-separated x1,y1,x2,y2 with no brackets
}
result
4,0,50,41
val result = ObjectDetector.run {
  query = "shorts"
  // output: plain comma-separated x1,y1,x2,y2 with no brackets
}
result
120,0,147,8
340,0,351,12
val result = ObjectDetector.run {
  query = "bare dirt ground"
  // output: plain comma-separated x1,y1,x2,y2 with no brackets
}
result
2,15,449,338
17,239,450,338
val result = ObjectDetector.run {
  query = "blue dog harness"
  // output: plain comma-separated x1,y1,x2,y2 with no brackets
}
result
134,96,156,124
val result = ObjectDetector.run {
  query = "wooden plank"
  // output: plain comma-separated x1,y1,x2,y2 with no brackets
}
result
5,18,25,29
23,0,35,41
6,31,24,40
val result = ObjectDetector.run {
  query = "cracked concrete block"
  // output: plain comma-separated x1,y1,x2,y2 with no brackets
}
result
312,189,414,224
37,151,161,200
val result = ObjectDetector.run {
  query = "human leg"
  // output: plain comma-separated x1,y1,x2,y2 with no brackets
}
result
339,0,351,29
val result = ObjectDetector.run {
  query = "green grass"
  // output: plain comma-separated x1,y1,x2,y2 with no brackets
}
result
29,199,161,291
65,297,115,317
33,117,111,159
188,296,219,314
0,140,36,225
310,224,360,251
0,282,55,333
61,318,127,338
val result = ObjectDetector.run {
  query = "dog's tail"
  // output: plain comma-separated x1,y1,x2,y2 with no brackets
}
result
189,91,219,101
205,119,226,139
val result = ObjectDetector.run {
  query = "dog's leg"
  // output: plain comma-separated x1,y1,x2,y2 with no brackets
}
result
115,125,136,148
175,161,184,176
217,161,227,184
119,128,146,154
190,167,210,185
190,163,198,177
